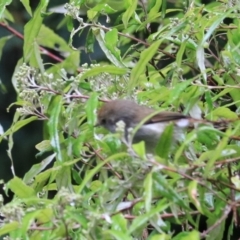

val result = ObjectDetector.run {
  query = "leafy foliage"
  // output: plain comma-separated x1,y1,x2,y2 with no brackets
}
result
1,0,240,239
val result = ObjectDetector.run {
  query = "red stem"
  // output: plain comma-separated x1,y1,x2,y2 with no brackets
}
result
0,22,64,63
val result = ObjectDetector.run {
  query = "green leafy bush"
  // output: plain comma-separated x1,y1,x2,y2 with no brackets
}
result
1,0,240,239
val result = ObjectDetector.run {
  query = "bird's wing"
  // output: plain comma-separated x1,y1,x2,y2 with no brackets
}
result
147,111,188,123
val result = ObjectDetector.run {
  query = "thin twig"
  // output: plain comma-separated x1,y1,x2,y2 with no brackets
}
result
200,205,231,238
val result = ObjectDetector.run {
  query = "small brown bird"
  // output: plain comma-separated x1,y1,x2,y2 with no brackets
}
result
97,99,192,151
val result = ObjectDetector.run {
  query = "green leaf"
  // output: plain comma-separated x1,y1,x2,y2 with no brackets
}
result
206,216,225,240
37,25,71,51
35,140,52,152
93,3,116,14
155,123,174,159
73,134,85,157
129,39,162,90
90,180,102,191
80,65,127,80
47,50,80,74
87,9,98,20
0,0,12,19
172,230,200,240
196,46,206,80
32,41,44,71
197,10,232,81
55,166,72,190
23,153,56,184
128,199,169,234
47,95,63,162
231,176,240,189
166,79,192,105
150,233,171,240
105,28,118,46
188,180,203,213
92,28,126,67
132,141,146,158
148,0,162,19
86,29,95,53
105,28,122,62
87,3,116,20
0,35,12,61
8,177,35,197
122,0,138,28
176,40,187,67
0,221,19,236
153,173,189,209
20,0,32,16
35,208,53,223
21,211,41,235
204,132,229,178
144,172,153,212
34,168,54,188
1,8,14,21
65,213,88,232
105,230,132,240
204,90,213,111
224,73,240,107
86,92,98,127
201,10,232,45
211,107,238,120
23,0,49,62
0,115,38,143
111,214,128,233
79,82,92,91
196,127,219,148
161,0,167,18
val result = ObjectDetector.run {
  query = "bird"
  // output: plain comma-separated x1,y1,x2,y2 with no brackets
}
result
96,99,193,151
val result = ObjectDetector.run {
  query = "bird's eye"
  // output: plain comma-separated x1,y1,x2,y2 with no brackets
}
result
101,119,106,125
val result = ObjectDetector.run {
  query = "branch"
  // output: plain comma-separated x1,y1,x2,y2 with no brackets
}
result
200,205,231,238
